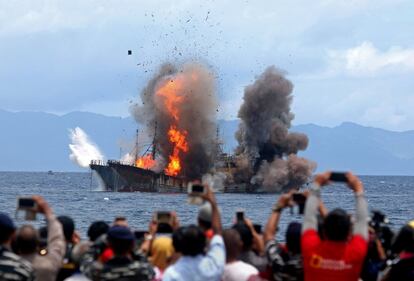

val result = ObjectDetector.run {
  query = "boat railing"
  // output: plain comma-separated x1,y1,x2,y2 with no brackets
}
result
107,159,135,166
90,160,106,166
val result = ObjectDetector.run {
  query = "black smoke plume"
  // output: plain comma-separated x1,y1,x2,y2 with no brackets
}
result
130,62,218,179
235,66,316,191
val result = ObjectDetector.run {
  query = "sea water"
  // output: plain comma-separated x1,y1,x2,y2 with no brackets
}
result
0,172,413,239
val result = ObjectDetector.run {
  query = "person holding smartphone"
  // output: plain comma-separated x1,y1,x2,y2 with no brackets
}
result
263,190,304,281
301,171,369,281
15,196,66,281
162,185,225,281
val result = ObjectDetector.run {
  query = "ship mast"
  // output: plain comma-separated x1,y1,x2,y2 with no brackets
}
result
152,122,157,160
134,129,139,165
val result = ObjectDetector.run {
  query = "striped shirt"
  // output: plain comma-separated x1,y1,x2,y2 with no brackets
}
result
0,246,34,281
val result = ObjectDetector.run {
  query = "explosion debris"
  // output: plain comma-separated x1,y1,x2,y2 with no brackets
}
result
234,66,316,192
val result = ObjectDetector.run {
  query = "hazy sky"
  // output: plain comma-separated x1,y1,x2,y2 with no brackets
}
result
1,0,413,130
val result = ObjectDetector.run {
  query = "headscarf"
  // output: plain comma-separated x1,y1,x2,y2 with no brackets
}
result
149,236,174,271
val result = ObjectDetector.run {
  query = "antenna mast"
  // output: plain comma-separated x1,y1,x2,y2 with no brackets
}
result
152,122,157,160
134,129,139,165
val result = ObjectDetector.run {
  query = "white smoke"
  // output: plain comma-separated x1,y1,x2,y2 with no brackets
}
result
69,127,104,168
120,152,134,165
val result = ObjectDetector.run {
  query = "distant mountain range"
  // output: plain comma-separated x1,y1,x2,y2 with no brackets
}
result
1,109,413,175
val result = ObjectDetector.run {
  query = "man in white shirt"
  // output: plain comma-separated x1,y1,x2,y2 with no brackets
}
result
163,186,225,281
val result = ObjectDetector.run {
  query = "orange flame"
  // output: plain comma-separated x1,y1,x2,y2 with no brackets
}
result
136,154,156,170
156,77,188,177
164,126,188,176
156,79,184,121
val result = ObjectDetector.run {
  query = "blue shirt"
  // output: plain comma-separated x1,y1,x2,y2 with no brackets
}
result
162,235,225,281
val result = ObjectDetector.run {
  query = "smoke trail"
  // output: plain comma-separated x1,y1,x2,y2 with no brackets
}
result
235,66,316,191
130,62,218,179
69,127,104,168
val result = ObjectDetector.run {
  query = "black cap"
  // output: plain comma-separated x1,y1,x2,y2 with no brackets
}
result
107,226,134,241
0,213,15,231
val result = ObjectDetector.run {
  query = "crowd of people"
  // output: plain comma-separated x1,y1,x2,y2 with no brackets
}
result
0,171,413,281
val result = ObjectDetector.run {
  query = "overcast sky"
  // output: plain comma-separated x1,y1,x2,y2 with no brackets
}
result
0,0,413,130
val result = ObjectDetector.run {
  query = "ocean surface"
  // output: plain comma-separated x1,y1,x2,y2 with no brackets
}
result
0,172,413,240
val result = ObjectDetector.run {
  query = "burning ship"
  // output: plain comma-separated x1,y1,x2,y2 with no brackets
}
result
88,63,315,193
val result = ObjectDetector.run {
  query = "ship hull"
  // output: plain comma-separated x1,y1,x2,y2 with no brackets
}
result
90,161,188,193
90,160,265,193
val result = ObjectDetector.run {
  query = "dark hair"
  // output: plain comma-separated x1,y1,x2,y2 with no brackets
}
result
392,224,414,254
286,222,302,254
157,223,173,234
323,209,351,241
0,227,14,244
15,225,38,255
172,225,206,256
232,223,253,251
198,218,212,231
223,229,242,261
87,221,109,242
57,216,75,242
108,237,134,256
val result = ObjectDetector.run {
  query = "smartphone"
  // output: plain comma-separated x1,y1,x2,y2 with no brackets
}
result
236,211,244,223
189,184,205,194
187,182,205,205
292,193,306,204
18,198,36,209
330,172,348,182
156,211,172,224
17,197,38,220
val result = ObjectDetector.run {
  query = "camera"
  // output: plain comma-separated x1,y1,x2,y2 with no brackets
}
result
292,193,306,215
329,172,348,182
16,197,38,220
236,210,244,223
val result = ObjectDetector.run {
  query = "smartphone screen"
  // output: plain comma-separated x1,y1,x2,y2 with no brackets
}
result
330,172,348,182
156,211,171,224
191,184,204,193
18,198,35,209
236,211,244,222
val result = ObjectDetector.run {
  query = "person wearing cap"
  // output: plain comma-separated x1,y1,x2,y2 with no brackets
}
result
0,212,34,280
381,220,414,280
88,225,155,281
198,202,214,240
14,196,66,281
56,215,80,281
162,185,225,281
264,191,305,281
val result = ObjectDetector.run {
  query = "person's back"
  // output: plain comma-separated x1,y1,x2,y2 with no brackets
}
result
266,222,303,281
301,172,368,281
233,223,267,272
222,229,258,281
97,226,154,281
162,225,225,281
383,221,414,281
0,213,34,281
100,256,154,281
163,186,225,281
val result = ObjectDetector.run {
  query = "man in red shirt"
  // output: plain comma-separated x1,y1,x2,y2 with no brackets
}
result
301,171,368,281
